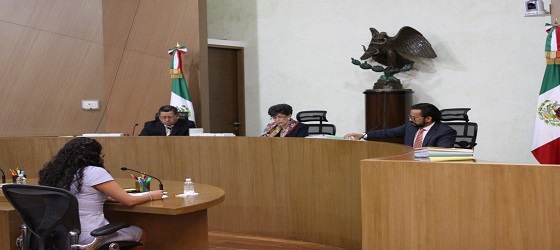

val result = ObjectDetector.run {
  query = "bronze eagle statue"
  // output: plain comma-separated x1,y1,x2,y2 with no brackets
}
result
352,26,437,89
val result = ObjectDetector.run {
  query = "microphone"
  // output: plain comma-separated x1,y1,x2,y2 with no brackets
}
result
0,168,5,183
120,166,163,190
131,123,139,136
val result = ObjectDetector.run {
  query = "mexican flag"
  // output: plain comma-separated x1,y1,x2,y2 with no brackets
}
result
531,23,560,164
168,44,195,122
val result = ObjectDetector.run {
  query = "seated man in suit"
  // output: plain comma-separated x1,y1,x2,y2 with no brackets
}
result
139,105,196,136
344,103,457,148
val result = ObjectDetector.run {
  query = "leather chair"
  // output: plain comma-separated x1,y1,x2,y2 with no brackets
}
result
2,184,141,250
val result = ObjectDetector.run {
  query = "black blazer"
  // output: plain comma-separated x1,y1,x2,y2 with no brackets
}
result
138,118,196,136
365,122,457,148
284,122,309,137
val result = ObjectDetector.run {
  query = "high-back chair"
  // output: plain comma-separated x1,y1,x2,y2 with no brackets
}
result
2,184,141,250
296,110,336,135
440,108,478,149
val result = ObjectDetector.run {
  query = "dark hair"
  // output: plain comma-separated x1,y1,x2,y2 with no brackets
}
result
158,105,178,115
268,104,293,117
411,103,442,122
39,137,105,192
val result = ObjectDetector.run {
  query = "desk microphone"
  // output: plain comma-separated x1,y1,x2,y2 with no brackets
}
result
131,123,139,136
120,166,163,190
0,168,5,183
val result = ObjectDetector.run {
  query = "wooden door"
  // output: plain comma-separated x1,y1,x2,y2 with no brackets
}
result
208,46,245,135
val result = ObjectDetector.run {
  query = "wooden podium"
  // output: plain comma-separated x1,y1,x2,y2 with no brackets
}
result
364,89,412,144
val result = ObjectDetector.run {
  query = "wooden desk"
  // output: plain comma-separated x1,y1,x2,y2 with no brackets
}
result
0,136,414,249
0,202,20,250
361,159,560,249
0,179,225,250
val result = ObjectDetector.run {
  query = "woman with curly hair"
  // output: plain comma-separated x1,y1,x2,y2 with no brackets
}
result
39,137,165,249
261,104,309,137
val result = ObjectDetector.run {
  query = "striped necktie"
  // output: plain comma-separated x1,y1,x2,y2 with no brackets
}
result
413,128,425,149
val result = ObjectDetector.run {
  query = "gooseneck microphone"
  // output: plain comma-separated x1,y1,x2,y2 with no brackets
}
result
120,166,163,190
0,168,5,183
131,123,139,136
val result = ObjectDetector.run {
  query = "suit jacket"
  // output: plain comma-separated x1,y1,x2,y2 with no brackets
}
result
138,118,196,136
262,121,310,138
285,122,309,137
365,122,457,148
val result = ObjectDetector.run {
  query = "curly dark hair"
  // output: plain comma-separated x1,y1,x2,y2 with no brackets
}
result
39,137,105,192
268,104,293,117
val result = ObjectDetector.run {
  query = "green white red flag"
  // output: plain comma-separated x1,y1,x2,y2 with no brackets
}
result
531,23,560,164
168,44,195,122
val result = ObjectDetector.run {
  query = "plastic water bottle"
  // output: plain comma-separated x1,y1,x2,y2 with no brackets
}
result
16,171,26,184
183,178,194,195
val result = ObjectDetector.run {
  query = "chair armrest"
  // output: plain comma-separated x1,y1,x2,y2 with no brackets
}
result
90,222,131,237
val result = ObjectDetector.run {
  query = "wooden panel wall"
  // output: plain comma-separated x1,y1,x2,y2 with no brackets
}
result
0,137,414,250
361,160,560,249
0,0,207,136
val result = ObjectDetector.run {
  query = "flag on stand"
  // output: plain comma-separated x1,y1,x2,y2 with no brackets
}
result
168,43,195,122
531,23,560,164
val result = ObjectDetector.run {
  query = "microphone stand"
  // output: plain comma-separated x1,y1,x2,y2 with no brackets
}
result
0,168,5,183
131,123,139,136
121,166,163,190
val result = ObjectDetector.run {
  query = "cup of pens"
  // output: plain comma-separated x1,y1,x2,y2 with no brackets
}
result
132,174,151,192
10,169,25,183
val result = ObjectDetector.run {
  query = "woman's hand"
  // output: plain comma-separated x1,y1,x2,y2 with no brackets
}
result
146,190,166,200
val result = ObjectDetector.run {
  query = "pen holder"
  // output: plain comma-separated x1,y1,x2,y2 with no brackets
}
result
135,181,150,192
12,175,26,183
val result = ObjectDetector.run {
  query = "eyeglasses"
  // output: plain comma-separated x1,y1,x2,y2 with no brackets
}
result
408,115,424,120
271,115,287,120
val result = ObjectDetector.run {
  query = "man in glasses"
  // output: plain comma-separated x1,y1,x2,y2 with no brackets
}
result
139,105,196,136
344,103,456,148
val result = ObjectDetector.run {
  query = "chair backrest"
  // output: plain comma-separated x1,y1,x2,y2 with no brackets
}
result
296,110,328,123
308,124,336,135
155,112,188,120
2,184,80,249
441,108,470,122
444,122,478,149
296,110,336,135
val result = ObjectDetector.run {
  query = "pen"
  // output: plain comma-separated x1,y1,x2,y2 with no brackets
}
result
130,174,138,180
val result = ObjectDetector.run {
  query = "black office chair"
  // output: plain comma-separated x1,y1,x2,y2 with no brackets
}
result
2,184,141,250
296,110,337,135
440,108,478,149
444,122,478,149
441,108,470,122
307,124,336,135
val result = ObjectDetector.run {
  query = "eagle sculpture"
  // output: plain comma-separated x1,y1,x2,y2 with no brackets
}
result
352,26,437,89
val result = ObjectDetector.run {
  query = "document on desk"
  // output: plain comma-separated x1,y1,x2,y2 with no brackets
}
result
129,192,168,199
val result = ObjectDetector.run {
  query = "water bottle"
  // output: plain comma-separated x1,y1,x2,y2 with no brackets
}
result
183,178,194,194
16,171,26,184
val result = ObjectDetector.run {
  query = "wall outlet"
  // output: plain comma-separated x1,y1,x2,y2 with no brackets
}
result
82,100,100,110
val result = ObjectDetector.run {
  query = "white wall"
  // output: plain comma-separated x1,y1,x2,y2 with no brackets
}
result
207,0,551,164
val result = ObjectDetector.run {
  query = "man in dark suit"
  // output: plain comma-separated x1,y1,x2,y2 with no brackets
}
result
139,105,196,136
344,103,457,148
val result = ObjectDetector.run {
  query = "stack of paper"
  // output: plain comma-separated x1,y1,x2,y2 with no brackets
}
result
414,147,474,162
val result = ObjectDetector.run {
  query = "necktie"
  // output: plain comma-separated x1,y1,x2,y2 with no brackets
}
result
413,128,425,149
165,126,173,136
